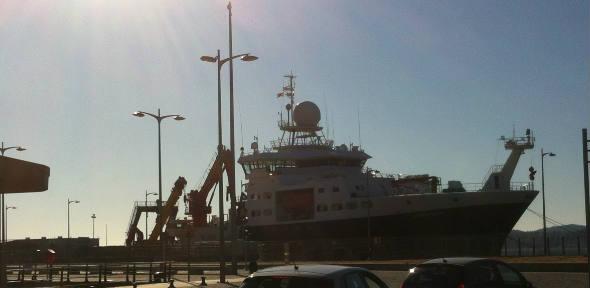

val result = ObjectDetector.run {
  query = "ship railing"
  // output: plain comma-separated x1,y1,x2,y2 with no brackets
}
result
440,182,534,193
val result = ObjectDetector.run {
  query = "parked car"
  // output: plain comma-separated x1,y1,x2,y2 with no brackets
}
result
240,264,390,288
402,257,533,288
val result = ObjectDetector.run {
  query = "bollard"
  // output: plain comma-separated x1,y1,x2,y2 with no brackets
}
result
149,262,153,283
169,279,176,288
200,276,208,286
187,262,191,282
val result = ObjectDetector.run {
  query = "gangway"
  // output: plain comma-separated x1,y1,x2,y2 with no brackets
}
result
125,201,159,246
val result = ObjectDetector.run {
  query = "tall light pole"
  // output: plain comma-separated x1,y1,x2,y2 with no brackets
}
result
67,199,80,238
0,142,26,243
91,214,96,239
132,109,185,261
365,168,379,259
4,206,15,242
145,191,157,237
201,50,257,282
541,148,556,255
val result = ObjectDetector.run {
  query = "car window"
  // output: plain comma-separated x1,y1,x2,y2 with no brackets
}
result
495,263,525,287
465,262,502,288
363,272,389,288
345,273,367,288
403,264,462,288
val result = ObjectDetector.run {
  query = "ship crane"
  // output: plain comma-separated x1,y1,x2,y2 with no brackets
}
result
185,148,235,227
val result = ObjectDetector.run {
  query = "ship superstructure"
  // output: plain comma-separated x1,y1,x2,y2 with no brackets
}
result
237,73,538,259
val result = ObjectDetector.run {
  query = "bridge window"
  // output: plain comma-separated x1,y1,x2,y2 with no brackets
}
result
331,203,343,211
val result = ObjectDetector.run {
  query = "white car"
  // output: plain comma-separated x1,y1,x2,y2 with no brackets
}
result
240,265,390,288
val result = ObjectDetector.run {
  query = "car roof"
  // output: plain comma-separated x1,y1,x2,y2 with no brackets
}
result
421,257,490,266
252,265,368,278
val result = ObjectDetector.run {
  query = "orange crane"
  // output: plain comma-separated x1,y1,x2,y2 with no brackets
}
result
148,176,187,241
186,148,235,227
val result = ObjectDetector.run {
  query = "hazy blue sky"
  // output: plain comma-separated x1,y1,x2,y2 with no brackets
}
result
0,1,588,245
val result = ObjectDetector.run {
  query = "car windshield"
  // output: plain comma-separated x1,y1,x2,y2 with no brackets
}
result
403,265,463,288
240,276,334,288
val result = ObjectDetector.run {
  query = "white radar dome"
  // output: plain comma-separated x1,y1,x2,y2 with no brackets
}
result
293,101,321,127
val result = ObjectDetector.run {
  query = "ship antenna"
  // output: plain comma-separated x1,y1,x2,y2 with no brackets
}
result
357,103,362,148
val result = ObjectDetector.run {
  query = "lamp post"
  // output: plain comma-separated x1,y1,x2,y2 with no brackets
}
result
541,148,556,255
91,214,96,239
145,191,157,237
4,206,15,242
132,109,185,261
67,199,80,238
0,142,26,243
365,168,379,259
201,50,257,283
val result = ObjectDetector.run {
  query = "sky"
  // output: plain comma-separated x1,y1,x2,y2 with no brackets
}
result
0,0,588,246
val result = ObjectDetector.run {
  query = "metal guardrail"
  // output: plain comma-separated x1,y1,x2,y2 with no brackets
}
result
3,261,230,285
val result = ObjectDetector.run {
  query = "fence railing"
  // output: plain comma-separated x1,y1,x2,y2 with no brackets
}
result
502,236,588,256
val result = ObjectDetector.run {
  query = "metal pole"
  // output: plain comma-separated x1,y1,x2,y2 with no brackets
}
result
542,148,547,255
67,199,70,238
217,49,226,283
157,109,165,262
146,191,149,238
581,128,590,286
92,215,95,239
366,169,371,259
227,1,238,274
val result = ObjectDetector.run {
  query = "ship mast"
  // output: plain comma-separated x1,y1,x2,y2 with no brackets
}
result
278,72,296,146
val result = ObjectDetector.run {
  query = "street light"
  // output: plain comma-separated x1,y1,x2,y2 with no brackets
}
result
67,199,80,238
201,49,257,283
4,206,15,242
0,142,26,244
145,191,157,237
365,168,379,259
541,148,556,255
132,109,185,261
91,214,96,239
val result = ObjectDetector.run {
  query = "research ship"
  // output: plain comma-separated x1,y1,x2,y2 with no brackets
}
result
237,73,538,259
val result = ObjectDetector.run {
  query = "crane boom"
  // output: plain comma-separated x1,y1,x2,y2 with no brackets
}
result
148,176,187,241
188,148,235,226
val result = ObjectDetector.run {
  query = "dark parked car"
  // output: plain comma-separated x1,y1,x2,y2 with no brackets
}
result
240,265,390,288
402,258,533,288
